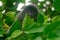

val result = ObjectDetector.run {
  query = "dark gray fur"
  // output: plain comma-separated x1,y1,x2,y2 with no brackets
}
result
18,5,39,24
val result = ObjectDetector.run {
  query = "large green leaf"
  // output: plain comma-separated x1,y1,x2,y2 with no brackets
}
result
22,14,45,33
43,21,60,38
6,30,22,40
25,23,44,33
44,21,60,34
22,14,34,30
47,33,58,38
25,32,43,40
10,30,22,39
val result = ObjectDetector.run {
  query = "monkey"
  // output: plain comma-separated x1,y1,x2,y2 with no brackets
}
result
17,4,39,24
2,4,39,38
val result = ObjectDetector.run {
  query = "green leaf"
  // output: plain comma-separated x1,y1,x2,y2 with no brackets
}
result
0,26,3,37
37,13,44,24
25,32,43,40
25,22,44,33
47,37,60,40
52,15,60,22
44,16,49,24
34,36,42,40
10,30,22,39
8,18,21,37
5,11,16,26
22,14,34,30
0,13,3,20
54,0,60,12
6,11,16,20
43,21,60,38
0,13,4,37
54,25,60,37
6,30,22,40
47,33,58,38
44,21,60,34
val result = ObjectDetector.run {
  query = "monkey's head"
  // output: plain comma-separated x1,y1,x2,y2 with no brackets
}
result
17,4,39,24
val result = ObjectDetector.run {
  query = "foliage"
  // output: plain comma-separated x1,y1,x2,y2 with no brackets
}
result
0,0,60,40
